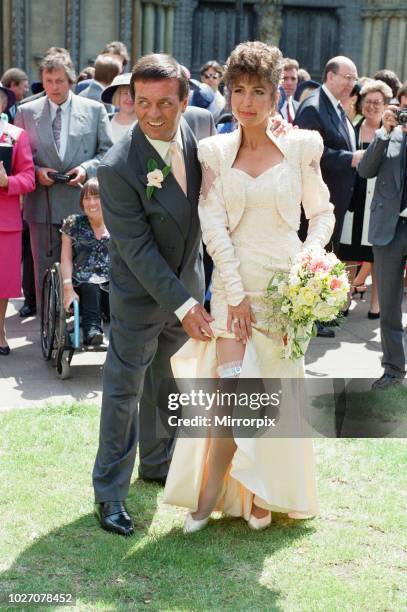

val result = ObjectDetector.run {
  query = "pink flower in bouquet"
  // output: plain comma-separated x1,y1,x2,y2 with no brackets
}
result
308,257,330,273
330,277,342,291
297,251,311,265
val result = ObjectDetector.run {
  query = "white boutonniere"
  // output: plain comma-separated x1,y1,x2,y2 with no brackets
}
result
146,159,171,200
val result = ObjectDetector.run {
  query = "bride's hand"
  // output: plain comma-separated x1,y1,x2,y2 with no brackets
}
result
227,297,257,343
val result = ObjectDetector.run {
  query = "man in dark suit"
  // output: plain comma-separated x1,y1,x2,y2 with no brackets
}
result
280,58,300,123
295,56,364,252
1,68,29,122
93,54,212,536
358,106,407,390
295,56,364,338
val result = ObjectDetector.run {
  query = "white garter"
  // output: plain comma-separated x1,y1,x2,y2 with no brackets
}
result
216,360,243,378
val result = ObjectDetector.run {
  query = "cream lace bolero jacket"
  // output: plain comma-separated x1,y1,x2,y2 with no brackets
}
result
197,123,335,307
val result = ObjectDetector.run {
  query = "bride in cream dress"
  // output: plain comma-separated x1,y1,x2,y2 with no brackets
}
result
163,42,335,533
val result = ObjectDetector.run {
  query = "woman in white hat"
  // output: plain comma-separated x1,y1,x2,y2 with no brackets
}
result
101,73,137,144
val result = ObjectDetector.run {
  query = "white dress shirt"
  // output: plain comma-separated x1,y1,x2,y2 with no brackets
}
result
0,116,7,137
145,127,198,321
48,91,72,160
322,85,356,151
280,98,296,123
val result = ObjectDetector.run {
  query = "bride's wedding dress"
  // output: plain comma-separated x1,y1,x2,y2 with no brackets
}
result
164,123,335,520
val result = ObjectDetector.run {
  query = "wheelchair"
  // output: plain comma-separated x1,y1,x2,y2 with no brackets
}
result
40,262,107,379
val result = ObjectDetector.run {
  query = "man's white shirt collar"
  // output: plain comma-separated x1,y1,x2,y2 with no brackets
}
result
322,84,341,115
145,126,183,164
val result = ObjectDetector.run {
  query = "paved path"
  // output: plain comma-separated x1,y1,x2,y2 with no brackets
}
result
1,290,406,411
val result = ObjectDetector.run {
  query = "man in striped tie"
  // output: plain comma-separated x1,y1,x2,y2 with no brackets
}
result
15,50,112,307
280,58,300,124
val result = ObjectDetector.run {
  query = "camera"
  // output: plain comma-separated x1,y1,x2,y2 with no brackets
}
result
48,172,74,184
396,108,407,125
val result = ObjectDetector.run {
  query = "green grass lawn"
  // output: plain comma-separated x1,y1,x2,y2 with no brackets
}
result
0,403,406,611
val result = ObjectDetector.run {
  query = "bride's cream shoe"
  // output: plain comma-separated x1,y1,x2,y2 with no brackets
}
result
288,511,314,520
247,512,272,530
183,512,210,534
183,482,227,534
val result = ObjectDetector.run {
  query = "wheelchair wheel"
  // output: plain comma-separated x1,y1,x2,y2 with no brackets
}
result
40,267,57,361
53,263,68,353
57,354,70,379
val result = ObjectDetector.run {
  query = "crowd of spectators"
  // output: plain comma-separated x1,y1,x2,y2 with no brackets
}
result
0,40,406,374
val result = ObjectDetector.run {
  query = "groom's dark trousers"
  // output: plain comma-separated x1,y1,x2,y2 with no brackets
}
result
94,316,187,501
93,117,205,503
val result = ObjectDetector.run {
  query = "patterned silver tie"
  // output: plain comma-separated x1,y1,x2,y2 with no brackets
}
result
52,106,62,151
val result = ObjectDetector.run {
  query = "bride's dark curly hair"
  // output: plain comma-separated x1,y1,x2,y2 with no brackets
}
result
223,41,283,94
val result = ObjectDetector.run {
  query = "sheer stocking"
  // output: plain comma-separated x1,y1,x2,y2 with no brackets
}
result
192,338,269,520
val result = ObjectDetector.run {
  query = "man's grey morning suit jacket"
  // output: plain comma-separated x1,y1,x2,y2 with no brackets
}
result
358,126,406,246
183,106,217,140
97,115,205,323
14,93,112,224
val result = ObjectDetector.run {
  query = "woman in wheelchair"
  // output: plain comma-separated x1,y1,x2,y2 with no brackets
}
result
60,178,110,346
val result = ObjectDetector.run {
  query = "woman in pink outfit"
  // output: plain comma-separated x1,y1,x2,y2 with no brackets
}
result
0,85,35,355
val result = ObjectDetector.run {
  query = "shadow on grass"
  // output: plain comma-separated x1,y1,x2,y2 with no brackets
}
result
308,382,407,437
0,482,316,610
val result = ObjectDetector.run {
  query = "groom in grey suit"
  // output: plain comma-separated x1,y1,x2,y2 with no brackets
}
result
14,51,112,306
93,54,213,536
358,106,407,390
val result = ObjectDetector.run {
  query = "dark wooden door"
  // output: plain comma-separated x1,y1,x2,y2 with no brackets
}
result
191,1,257,76
280,8,340,81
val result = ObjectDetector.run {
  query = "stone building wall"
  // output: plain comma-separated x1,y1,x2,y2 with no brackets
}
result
1,0,406,84
361,0,407,79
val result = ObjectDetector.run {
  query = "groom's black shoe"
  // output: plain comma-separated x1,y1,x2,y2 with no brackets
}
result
94,501,134,536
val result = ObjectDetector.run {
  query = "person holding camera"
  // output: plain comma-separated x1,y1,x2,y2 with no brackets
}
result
14,50,112,309
357,101,407,389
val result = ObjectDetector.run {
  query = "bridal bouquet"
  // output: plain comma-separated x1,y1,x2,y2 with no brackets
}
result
265,246,350,360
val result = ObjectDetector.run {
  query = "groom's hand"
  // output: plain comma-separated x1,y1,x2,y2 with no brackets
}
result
182,304,214,341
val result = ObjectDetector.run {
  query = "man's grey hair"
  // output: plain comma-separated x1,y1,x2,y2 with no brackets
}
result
39,51,76,84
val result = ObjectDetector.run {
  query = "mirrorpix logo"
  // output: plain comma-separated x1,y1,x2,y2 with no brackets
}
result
166,387,282,430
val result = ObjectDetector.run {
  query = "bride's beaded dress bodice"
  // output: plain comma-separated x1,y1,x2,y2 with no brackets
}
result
211,164,303,328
